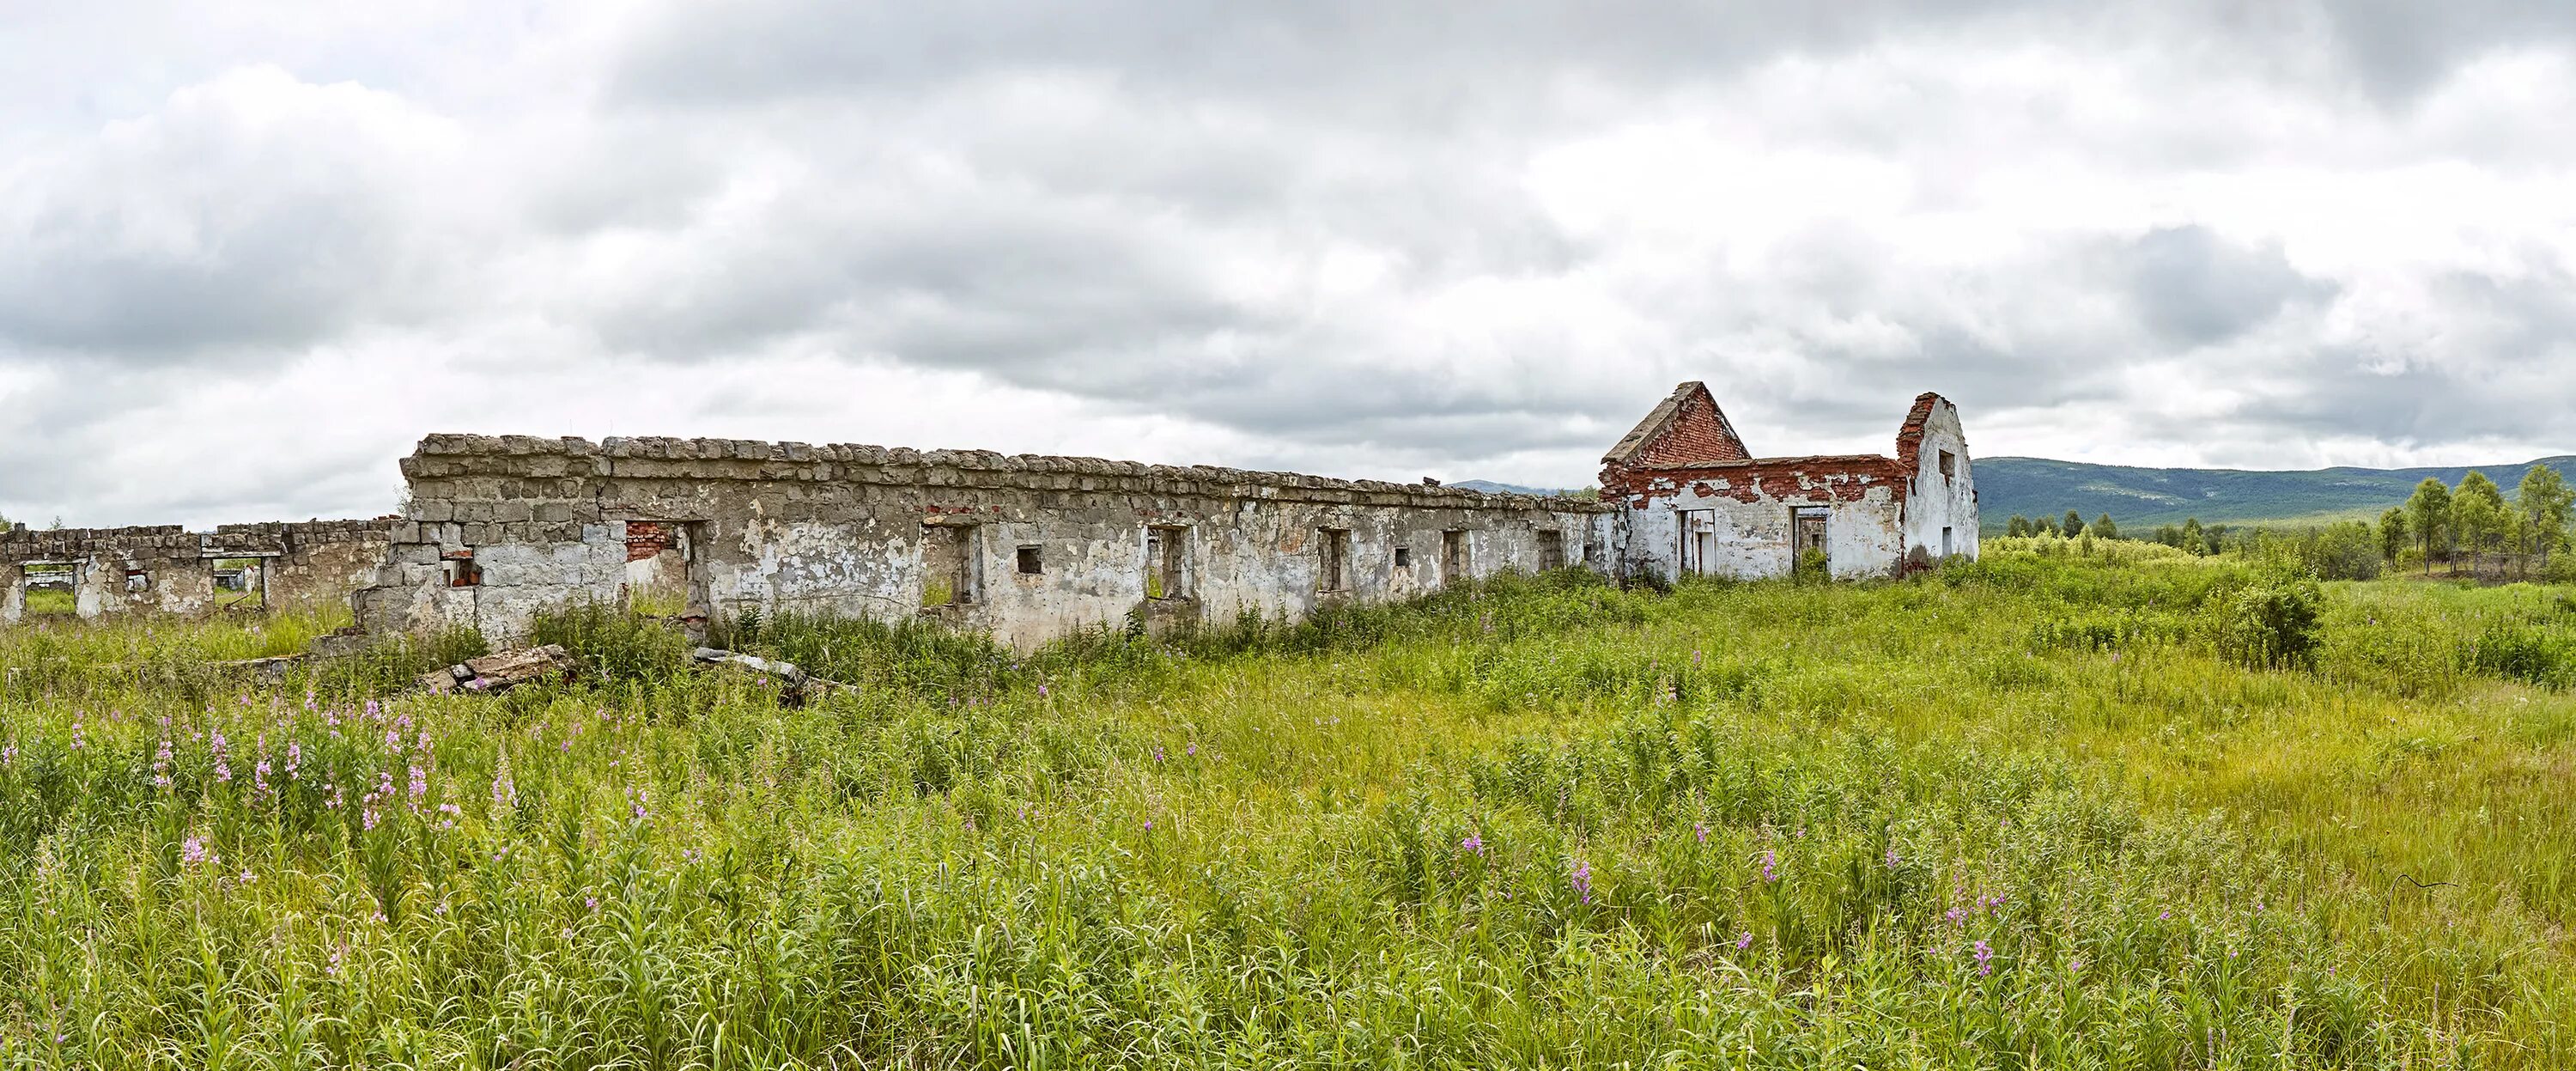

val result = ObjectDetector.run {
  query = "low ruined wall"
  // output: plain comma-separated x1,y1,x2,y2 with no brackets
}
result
216,521,397,612
1,520,390,624
360,435,1617,649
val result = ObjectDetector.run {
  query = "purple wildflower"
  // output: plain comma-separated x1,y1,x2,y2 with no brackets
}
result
1736,930,1753,950
1758,849,1777,883
1461,834,1485,855
1885,847,1900,868
1570,859,1594,904
1693,821,1709,843
1973,940,1994,976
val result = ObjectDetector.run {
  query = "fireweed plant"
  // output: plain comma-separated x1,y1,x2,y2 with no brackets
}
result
2,551,2575,1067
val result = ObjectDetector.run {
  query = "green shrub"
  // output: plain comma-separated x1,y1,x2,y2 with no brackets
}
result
530,600,694,686
2461,622,2576,690
2216,573,2327,669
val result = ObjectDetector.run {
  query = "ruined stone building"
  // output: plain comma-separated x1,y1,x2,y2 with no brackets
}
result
1,520,388,624
1600,383,1978,581
350,435,1619,650
1,381,1973,644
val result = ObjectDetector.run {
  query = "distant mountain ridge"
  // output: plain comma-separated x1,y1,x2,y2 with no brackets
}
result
1449,479,1578,496
1975,455,2576,533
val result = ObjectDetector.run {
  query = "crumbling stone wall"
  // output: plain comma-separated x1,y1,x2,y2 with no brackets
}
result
356,435,1617,650
1,520,391,624
215,521,398,611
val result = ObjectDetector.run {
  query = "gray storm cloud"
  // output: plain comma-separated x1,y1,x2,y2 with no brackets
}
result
1,1,2573,526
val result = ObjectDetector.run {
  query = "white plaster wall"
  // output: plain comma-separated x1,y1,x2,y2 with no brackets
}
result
365,478,1610,651
1900,400,1979,563
1656,486,1903,581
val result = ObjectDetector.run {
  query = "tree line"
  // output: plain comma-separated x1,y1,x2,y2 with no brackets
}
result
2004,466,2575,582
2388,468,2573,577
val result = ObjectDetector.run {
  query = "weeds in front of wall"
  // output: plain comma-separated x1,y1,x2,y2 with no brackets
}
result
4,551,2576,1065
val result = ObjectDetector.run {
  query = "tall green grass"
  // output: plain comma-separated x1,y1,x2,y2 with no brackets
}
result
3,554,2575,1067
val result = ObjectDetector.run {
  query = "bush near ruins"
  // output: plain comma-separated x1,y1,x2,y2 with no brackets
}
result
9,551,2576,1066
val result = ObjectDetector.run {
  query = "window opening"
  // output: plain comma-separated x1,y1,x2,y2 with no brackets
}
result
622,521,690,614
1017,545,1044,575
125,568,150,593
1537,530,1566,571
1939,450,1956,481
1941,526,1954,557
1791,507,1829,564
1319,528,1350,592
211,557,268,610
1394,546,1412,569
442,550,481,587
1145,526,1189,599
920,523,978,607
21,562,77,617
1442,530,1467,581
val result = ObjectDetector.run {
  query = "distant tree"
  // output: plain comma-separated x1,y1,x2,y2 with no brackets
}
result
2030,517,2057,538
2154,523,2184,548
2404,478,2451,575
2061,510,2086,538
2181,517,2205,556
2006,514,2032,538
2453,472,2509,576
2377,508,2409,563
2205,524,2231,555
2518,466,2574,570
2092,514,2118,541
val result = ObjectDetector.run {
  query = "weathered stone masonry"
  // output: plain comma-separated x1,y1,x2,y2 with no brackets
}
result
1,520,389,624
354,435,1619,651
1,380,1971,643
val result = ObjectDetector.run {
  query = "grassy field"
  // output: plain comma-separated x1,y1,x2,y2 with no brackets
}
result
4,543,2576,1068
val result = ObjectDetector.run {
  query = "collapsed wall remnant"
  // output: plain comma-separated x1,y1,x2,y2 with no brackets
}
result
1601,384,1978,581
1,520,389,624
353,435,1619,650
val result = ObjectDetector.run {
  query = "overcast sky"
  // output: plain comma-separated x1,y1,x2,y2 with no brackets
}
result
4,2,2573,527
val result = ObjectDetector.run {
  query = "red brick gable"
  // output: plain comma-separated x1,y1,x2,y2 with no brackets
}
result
1601,382,1750,470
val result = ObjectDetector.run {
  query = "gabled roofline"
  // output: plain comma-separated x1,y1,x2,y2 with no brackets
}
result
1601,381,1750,466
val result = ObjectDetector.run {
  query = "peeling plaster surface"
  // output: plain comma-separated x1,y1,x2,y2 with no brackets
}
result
357,435,1616,651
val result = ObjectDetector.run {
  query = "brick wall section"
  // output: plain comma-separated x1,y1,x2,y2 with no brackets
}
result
623,521,677,563
1892,392,1941,478
1631,390,1753,467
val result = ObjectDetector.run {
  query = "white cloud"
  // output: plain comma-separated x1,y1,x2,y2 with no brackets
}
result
3,2,2575,527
